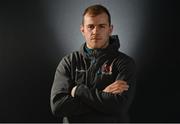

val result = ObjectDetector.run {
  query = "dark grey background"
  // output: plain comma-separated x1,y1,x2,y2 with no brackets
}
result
0,0,178,122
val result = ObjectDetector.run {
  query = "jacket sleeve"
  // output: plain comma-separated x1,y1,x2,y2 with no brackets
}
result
50,56,92,117
74,57,136,115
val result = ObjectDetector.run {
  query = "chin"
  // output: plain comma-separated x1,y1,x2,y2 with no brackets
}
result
93,46,103,49
88,42,105,49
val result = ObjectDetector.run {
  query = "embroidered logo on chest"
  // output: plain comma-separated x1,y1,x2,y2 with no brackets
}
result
101,63,112,75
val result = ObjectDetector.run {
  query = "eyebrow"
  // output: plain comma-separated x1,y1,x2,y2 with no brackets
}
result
99,24,108,26
86,24,108,26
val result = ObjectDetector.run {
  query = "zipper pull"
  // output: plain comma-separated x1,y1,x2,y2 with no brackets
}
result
93,49,97,58
92,50,97,64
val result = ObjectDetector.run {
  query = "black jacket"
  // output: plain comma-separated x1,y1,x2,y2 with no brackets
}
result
50,35,136,122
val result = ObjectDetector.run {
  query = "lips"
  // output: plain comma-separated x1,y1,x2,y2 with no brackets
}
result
91,37,102,40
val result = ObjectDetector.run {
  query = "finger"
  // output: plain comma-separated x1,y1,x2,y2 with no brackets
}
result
109,86,129,92
103,81,129,93
110,80,128,87
111,87,129,94
114,80,127,85
107,85,129,93
110,83,129,90
104,80,127,89
108,83,129,91
111,90,122,94
111,89,127,94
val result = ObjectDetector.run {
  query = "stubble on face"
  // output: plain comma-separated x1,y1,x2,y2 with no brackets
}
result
81,13,113,49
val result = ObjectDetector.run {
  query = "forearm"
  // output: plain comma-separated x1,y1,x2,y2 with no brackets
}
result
73,84,130,115
51,93,92,117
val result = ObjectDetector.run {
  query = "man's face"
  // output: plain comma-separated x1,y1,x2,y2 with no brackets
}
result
80,13,113,49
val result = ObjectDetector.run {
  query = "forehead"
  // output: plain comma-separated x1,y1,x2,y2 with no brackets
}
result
83,13,109,25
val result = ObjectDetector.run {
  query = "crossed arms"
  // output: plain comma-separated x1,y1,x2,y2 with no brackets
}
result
71,80,129,97
50,56,136,117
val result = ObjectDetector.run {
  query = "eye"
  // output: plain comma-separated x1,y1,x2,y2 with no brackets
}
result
87,25,94,29
99,25,106,28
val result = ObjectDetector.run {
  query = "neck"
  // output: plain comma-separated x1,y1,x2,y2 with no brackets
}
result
86,41,109,50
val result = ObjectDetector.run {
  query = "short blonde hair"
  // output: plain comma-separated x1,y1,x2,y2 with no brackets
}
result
82,4,111,26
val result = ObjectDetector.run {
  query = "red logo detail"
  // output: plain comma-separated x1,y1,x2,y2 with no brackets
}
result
101,64,112,75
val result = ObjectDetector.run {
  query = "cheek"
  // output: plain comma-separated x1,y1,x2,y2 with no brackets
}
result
102,31,111,38
83,32,91,42
84,31,91,38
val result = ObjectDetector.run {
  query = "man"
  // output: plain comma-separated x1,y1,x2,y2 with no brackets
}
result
50,4,136,123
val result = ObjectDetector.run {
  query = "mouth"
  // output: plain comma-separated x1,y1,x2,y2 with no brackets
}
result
91,37,102,40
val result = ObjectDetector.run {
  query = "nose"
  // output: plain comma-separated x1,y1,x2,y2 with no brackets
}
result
92,26,99,34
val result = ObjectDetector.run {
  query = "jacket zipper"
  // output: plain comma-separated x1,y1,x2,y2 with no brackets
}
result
89,50,97,88
83,50,97,87
83,58,88,86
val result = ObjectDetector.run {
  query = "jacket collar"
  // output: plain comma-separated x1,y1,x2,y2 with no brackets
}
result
79,35,120,59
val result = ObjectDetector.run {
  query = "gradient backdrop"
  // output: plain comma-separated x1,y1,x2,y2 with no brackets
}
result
0,0,178,122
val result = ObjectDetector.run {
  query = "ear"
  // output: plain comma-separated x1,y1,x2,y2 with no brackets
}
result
109,25,113,35
80,24,84,35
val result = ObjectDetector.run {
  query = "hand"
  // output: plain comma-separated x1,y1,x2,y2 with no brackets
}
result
103,80,129,94
71,86,77,97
